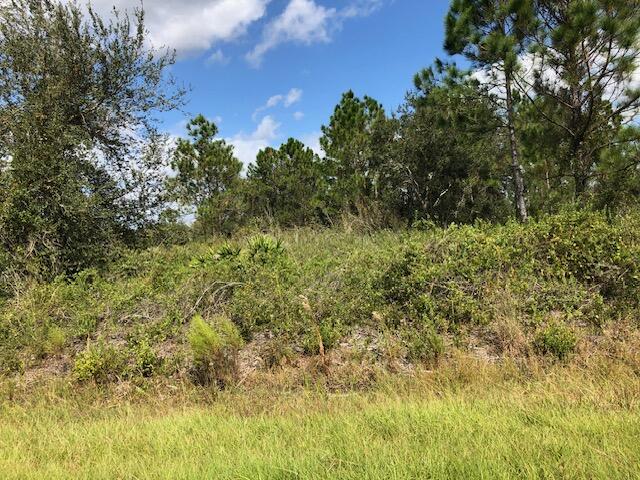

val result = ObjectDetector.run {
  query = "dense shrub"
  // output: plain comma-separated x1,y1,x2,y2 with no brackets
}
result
0,210,638,383
377,210,640,338
73,343,126,383
131,339,159,377
188,314,244,387
534,322,577,360
403,325,444,363
43,326,66,357
246,235,286,264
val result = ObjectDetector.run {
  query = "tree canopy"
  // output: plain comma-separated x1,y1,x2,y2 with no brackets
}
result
0,0,183,278
0,0,639,286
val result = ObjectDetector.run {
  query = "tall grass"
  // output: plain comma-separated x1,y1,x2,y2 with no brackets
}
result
1,356,639,479
1,375,638,479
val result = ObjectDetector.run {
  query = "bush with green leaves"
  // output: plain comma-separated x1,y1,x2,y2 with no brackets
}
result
534,322,577,360
403,326,445,363
188,314,244,387
42,326,66,357
246,235,286,264
73,343,127,383
131,340,159,378
0,210,638,384
377,210,639,339
214,243,242,261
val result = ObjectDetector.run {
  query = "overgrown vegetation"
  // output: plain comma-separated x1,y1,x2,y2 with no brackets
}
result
1,1,639,284
2,357,640,479
0,210,637,388
0,2,638,474
188,314,243,386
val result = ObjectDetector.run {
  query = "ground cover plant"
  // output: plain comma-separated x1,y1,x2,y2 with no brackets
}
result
0,209,638,388
1,1,639,477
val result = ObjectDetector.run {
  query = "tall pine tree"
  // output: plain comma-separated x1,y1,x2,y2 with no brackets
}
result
320,91,387,213
170,115,243,235
524,0,640,198
445,0,536,222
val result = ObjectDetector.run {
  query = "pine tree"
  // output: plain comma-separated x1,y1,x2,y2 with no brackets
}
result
320,91,387,212
386,61,510,224
247,139,329,226
170,115,243,235
524,0,640,198
445,0,536,222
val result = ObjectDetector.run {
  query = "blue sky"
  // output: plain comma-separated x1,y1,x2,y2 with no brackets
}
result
90,0,452,165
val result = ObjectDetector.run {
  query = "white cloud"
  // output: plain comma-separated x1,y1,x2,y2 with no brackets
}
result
252,88,303,120
247,0,384,67
300,131,323,156
80,0,270,56
293,111,305,121
342,0,385,18
247,0,334,67
228,115,281,166
254,115,281,139
284,88,303,107
266,94,285,108
206,49,230,66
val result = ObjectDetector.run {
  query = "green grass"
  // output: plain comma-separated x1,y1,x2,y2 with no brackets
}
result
0,397,638,479
1,370,639,479
1,210,640,478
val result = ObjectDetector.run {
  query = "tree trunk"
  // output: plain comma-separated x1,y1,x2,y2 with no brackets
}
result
505,74,528,223
570,142,590,200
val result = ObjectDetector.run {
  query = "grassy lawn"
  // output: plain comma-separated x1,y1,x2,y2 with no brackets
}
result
1,378,638,480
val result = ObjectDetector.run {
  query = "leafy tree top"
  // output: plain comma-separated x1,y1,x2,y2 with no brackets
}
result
445,0,536,75
171,115,242,206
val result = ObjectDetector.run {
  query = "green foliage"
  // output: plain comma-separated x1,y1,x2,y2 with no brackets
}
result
445,0,535,222
0,0,639,295
215,242,242,261
384,61,510,224
534,322,577,360
43,326,66,357
170,115,244,235
246,235,286,264
131,340,159,378
593,128,640,211
529,1,640,198
403,326,444,363
378,210,639,338
320,91,387,212
0,211,638,384
445,0,535,75
187,314,244,387
0,0,183,279
247,138,330,226
73,343,126,383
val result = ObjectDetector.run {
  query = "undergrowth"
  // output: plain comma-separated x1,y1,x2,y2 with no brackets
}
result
0,209,638,387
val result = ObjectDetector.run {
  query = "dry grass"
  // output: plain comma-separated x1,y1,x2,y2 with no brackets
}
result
1,355,639,479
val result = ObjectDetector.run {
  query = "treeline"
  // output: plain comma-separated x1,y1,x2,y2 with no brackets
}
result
173,0,640,232
1,0,639,284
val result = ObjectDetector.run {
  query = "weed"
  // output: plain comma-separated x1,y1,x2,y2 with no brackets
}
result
404,326,444,363
73,342,126,383
214,242,242,261
246,235,285,264
44,326,66,356
131,339,159,377
534,321,577,360
188,314,244,387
